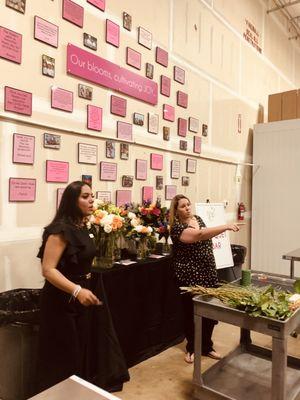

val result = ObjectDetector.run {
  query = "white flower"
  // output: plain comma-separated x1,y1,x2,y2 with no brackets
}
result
100,214,114,227
104,224,112,233
131,218,139,227
90,215,96,224
93,199,103,208
128,212,136,220
86,220,91,229
135,225,143,233
147,226,153,233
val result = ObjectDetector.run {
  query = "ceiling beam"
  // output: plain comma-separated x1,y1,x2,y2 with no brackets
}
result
267,0,300,13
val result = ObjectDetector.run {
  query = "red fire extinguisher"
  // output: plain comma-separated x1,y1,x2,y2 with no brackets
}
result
238,202,245,221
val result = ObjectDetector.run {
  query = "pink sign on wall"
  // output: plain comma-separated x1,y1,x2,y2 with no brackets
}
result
160,75,170,97
46,160,69,183
193,136,201,154
100,162,117,181
34,16,59,48
178,118,187,137
0,26,22,64
150,153,163,170
116,190,132,207
62,0,84,28
87,0,105,11
117,121,132,141
142,186,153,203
177,91,188,108
51,87,73,112
67,44,158,105
5,86,32,116
106,19,120,47
163,104,175,122
156,47,168,67
87,104,102,131
9,178,36,202
165,185,177,200
13,133,35,164
126,47,141,70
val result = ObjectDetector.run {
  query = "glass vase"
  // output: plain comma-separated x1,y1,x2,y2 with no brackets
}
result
93,232,118,269
162,238,171,255
136,237,149,261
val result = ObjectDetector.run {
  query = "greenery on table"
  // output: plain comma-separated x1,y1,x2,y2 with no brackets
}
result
180,284,294,321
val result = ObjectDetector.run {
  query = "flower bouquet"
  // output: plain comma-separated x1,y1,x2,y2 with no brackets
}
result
125,220,153,260
90,200,124,268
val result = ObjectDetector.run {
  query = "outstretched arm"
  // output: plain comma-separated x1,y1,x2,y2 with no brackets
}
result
180,224,239,244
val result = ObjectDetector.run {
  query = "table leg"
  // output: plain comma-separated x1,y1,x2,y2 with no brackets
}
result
193,314,203,387
240,328,252,348
272,337,287,400
290,260,295,279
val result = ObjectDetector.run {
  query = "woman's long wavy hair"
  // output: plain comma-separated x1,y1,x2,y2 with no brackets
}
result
169,194,190,228
45,181,91,234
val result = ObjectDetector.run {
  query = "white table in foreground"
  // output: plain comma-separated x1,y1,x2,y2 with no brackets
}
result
29,375,121,400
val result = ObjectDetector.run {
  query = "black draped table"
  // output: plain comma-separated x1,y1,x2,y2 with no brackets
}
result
86,256,184,392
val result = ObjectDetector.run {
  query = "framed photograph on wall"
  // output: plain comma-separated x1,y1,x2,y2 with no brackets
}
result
83,33,97,50
133,112,144,126
177,91,188,108
126,47,141,70
43,133,60,149
4,86,32,116
96,191,111,202
148,113,159,134
202,124,208,137
13,133,35,164
188,117,199,133
87,0,105,11
0,27,22,64
178,118,187,137
165,185,176,200
135,159,147,180
182,176,190,186
82,174,92,186
186,158,197,173
106,140,115,159
163,104,175,122
122,175,133,187
9,178,36,202
150,153,163,170
34,16,59,48
160,75,171,97
78,143,97,164
174,66,185,84
78,84,93,100
120,143,129,160
138,26,152,49
179,140,187,151
100,162,117,181
46,160,69,183
163,126,170,141
42,54,55,78
156,176,163,190
171,160,180,179
156,46,168,67
145,63,154,79
106,19,120,47
111,95,127,117
6,0,26,14
87,104,102,131
123,12,132,31
193,136,201,154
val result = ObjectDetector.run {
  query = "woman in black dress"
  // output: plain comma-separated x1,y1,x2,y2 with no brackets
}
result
37,181,101,391
170,194,239,363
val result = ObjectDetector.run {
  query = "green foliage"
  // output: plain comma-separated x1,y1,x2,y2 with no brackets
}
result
293,279,300,294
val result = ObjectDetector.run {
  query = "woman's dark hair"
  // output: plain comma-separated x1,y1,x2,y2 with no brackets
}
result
46,181,91,229
169,194,190,227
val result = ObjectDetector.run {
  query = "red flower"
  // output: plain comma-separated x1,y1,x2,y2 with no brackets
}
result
151,207,161,216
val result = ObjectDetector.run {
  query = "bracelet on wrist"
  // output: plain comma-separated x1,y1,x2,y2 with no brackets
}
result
72,285,82,298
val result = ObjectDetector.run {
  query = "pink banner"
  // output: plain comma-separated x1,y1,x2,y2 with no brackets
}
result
87,0,105,11
0,26,22,64
9,178,36,202
67,44,158,105
5,86,32,116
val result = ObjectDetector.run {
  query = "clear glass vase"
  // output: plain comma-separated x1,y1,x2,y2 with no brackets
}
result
162,238,171,255
136,237,149,261
93,232,118,269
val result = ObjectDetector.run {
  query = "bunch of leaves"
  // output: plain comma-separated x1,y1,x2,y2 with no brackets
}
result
181,283,293,321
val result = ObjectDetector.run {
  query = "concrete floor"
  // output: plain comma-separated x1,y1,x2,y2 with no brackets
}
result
115,322,300,400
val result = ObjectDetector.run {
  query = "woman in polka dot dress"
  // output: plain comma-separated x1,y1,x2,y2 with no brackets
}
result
170,194,239,363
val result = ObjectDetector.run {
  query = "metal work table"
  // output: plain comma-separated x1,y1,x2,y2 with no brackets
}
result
283,248,300,278
193,274,300,400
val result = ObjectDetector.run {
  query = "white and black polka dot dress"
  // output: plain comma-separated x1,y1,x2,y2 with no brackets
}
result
171,215,218,288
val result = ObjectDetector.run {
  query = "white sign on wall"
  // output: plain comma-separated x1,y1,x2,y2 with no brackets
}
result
195,203,233,270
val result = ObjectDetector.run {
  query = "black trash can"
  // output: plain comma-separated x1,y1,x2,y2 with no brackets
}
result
0,289,41,400
217,244,247,283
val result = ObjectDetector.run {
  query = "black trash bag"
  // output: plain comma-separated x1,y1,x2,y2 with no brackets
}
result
0,289,41,327
231,244,247,266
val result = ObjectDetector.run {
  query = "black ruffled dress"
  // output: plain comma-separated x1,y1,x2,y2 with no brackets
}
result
37,221,96,391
